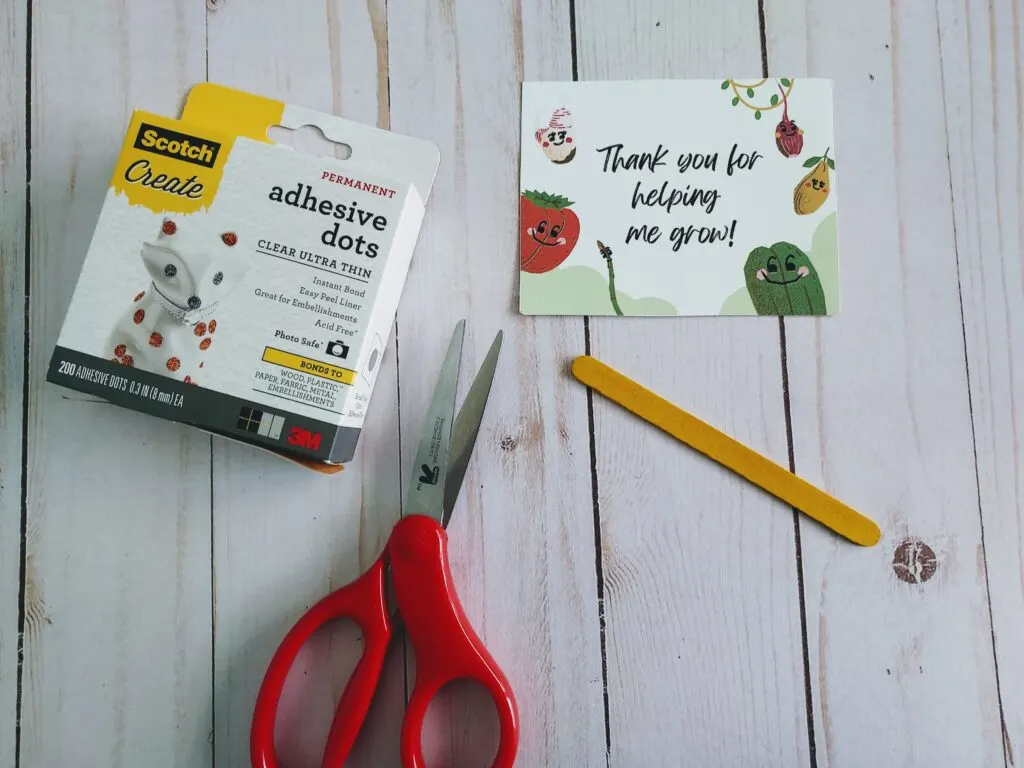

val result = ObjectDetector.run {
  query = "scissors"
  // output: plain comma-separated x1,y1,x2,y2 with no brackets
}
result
251,320,519,768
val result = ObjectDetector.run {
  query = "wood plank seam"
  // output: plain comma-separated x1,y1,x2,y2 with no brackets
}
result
575,2,808,764
372,0,413,727
764,0,1006,763
569,0,613,759
932,4,1012,763
387,0,607,761
14,1,33,765
761,0,820,751
776,319,819,768
395,310,413,711
942,148,1012,768
204,8,215,765
209,438,217,768
584,318,613,764
207,4,406,763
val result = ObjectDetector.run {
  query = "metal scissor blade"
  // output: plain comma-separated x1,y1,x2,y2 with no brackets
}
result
442,330,503,528
404,320,465,522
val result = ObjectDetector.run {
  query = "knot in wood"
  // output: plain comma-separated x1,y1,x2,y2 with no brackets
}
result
892,538,937,584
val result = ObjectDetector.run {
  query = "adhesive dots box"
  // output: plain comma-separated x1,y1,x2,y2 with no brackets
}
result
47,83,440,467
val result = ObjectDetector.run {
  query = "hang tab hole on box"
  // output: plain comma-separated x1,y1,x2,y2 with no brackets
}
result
268,123,353,160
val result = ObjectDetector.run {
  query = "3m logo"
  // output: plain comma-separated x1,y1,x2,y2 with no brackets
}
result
134,122,221,168
287,426,322,452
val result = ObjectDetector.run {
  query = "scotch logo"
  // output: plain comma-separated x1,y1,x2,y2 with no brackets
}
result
134,123,220,168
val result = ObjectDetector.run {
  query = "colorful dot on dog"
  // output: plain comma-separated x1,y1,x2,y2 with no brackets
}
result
114,344,126,358
133,309,145,324
208,320,217,334
184,376,195,384
134,291,145,302
166,357,181,372
199,338,212,351
149,332,163,347
162,219,177,235
121,355,134,367
194,322,207,336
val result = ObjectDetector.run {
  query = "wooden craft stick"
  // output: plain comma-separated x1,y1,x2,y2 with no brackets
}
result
571,355,881,547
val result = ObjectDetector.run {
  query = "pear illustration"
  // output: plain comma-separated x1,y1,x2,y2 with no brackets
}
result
793,148,834,215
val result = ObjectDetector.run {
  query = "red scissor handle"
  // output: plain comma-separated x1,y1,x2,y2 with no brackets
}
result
389,515,520,768
250,557,393,768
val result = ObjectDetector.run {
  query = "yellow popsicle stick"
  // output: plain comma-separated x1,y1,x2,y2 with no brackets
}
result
571,355,881,547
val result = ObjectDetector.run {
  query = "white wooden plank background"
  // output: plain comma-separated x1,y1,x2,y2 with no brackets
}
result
388,1,605,764
935,0,1024,759
21,4,214,768
574,3,810,766
767,1,1010,765
1,1,1021,767
0,2,27,766
205,2,405,766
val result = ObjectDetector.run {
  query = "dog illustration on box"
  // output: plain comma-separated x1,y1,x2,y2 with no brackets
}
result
107,217,250,384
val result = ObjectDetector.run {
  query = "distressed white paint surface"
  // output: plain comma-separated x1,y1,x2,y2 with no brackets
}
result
574,4,811,767
766,0,1008,765
1,1,1020,767
934,0,1024,760
20,3,213,768
0,2,27,766
388,1,606,764
205,2,403,766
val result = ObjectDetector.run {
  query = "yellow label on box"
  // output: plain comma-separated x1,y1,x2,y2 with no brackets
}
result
110,111,234,214
261,347,358,385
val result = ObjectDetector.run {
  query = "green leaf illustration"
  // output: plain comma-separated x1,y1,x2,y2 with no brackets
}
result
721,79,730,89
523,189,575,209
732,96,739,106
754,110,762,120
770,93,779,105
827,157,836,170
803,156,821,167
746,87,755,97
780,77,792,87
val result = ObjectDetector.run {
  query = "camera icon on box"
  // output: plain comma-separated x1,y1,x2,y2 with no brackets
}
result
325,340,349,359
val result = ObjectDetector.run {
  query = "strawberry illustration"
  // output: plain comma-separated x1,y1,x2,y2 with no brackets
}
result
520,190,580,274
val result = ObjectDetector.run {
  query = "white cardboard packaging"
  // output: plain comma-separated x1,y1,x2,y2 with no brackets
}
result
47,84,440,467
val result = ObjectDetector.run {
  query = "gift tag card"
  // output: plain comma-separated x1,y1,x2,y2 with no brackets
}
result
519,79,840,316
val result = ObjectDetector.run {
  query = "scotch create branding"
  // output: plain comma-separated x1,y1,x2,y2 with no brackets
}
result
111,111,234,215
134,122,222,167
47,83,440,466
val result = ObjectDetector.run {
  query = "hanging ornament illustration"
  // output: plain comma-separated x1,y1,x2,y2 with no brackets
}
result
774,84,804,157
721,78,806,156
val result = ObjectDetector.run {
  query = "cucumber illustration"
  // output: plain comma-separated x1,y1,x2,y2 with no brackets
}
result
744,241,827,315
